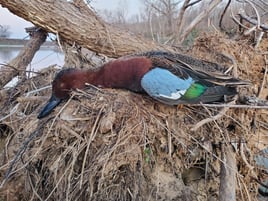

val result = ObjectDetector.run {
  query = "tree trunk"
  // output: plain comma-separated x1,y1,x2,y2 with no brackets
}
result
0,0,164,58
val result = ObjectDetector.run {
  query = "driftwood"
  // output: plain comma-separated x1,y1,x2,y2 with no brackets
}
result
0,28,47,88
0,0,164,58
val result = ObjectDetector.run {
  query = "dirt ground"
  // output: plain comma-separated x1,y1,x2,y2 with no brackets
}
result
0,32,267,200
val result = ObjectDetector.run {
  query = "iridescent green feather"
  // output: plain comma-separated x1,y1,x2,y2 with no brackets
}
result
182,83,206,99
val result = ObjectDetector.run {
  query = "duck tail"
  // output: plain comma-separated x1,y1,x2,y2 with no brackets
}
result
198,86,237,103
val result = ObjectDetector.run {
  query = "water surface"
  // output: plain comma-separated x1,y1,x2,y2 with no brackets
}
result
0,45,64,71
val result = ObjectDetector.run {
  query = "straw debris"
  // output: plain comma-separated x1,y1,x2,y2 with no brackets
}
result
0,33,267,200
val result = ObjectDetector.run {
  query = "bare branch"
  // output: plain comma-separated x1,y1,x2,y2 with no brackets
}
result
185,0,202,9
238,12,268,31
178,0,222,43
175,0,191,43
219,0,232,32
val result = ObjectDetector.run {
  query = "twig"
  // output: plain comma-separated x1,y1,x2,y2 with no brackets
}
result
254,31,264,49
257,55,268,97
219,0,232,32
221,52,238,78
189,135,243,178
231,9,249,31
185,0,202,9
238,13,268,31
244,0,261,29
244,26,257,36
16,96,48,102
191,100,235,131
0,63,41,75
0,117,53,188
0,85,51,122
56,31,64,52
79,106,104,189
190,103,268,109
238,176,252,201
60,124,85,141
44,160,74,201
165,119,173,158
240,143,255,176
27,170,43,201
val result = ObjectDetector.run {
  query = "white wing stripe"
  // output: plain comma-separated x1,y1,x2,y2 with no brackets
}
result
159,89,187,100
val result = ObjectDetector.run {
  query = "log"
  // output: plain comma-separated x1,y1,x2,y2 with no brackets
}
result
0,0,163,58
0,28,47,88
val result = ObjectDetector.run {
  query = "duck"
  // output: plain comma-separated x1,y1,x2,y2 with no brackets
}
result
37,51,249,119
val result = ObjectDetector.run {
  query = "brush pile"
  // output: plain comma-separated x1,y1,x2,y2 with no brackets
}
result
0,33,267,201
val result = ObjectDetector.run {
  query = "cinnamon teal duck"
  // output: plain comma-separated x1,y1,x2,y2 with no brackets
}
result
38,51,249,118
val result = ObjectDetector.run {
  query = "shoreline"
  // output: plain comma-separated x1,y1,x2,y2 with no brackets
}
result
0,37,55,47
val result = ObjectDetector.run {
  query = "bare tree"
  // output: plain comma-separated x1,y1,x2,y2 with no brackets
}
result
97,0,128,26
0,25,11,38
141,0,218,44
143,0,181,37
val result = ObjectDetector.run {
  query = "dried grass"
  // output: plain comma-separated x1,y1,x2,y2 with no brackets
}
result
0,33,267,200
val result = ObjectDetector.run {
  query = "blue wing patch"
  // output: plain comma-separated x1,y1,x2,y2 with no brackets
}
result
141,67,194,105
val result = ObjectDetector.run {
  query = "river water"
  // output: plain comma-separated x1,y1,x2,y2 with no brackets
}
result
0,45,64,87
0,45,64,71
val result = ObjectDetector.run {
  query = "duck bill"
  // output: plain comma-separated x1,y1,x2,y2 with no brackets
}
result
38,95,62,119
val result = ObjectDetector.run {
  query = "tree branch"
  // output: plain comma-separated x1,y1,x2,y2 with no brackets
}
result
0,27,47,88
174,0,191,43
177,0,222,43
238,12,268,31
219,0,232,32
185,0,202,9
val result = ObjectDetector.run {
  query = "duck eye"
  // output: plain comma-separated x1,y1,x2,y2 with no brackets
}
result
59,83,65,89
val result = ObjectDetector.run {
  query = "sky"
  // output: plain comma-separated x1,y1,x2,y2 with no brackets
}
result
0,0,143,39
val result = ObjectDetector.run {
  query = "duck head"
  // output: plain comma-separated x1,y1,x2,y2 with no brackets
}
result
38,68,88,119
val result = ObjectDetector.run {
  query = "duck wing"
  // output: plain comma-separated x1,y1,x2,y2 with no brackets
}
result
141,67,208,105
136,51,250,105
134,51,250,86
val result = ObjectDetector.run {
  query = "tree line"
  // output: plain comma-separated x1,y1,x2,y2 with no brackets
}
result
98,0,268,45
